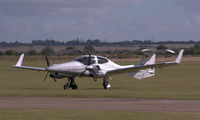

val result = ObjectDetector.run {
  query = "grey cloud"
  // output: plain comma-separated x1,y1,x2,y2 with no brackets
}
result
1,0,200,42
175,0,200,14
1,15,200,42
0,0,142,16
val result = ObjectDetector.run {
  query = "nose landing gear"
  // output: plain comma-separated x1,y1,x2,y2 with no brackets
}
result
103,76,111,89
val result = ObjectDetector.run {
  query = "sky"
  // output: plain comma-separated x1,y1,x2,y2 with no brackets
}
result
0,0,200,42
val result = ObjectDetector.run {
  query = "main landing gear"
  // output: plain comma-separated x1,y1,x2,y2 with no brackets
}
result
63,77,111,90
103,77,111,89
64,77,78,90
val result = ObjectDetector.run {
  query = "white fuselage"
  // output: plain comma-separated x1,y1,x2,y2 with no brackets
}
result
46,55,134,78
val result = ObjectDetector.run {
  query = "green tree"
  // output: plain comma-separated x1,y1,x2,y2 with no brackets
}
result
40,46,55,56
194,43,200,49
4,50,18,56
83,45,95,52
27,50,38,55
66,46,75,50
156,44,168,50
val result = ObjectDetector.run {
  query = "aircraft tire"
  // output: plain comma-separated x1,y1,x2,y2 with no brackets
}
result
103,79,109,89
71,84,78,90
63,83,69,90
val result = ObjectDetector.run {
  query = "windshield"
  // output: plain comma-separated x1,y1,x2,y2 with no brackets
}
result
74,56,95,65
97,57,108,64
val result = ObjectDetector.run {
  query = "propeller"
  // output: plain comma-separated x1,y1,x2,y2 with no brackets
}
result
43,72,49,82
87,51,92,65
45,55,50,67
82,52,100,81
43,55,57,82
85,65,99,77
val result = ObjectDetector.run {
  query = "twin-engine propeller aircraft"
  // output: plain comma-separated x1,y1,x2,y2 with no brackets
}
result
12,49,184,90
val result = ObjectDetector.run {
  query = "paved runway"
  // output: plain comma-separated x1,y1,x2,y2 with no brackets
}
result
0,97,200,113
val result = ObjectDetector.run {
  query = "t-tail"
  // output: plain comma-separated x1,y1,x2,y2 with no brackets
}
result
127,49,184,80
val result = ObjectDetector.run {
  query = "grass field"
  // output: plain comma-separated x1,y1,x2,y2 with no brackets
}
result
0,109,200,120
0,58,200,120
0,59,200,99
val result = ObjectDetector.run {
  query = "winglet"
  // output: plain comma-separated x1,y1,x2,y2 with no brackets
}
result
175,49,184,64
15,54,24,66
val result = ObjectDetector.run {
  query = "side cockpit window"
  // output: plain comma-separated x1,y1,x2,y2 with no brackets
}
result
97,57,108,64
75,57,95,65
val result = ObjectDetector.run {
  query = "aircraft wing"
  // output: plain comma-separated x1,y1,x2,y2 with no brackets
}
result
12,54,46,71
106,49,184,75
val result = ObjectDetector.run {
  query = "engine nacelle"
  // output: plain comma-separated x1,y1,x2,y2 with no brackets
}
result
49,72,66,79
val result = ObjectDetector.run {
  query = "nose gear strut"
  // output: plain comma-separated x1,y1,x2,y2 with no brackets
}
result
103,76,111,89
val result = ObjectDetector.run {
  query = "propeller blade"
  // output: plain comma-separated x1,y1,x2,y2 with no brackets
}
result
45,55,50,67
82,67,97,77
91,70,97,77
54,78,57,82
43,72,49,82
88,69,97,81
88,51,91,65
82,69,87,74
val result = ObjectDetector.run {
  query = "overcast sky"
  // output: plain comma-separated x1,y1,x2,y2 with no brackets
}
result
0,0,200,42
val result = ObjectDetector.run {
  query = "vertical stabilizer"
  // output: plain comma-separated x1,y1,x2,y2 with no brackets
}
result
146,54,156,65
140,54,156,65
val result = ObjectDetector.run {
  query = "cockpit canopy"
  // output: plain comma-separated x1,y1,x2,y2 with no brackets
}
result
74,56,95,65
74,55,109,65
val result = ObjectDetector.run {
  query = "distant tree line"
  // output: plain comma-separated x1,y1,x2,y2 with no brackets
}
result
184,43,200,55
0,41,28,46
0,47,55,56
1,39,200,56
0,39,199,47
0,45,95,56
1,43,200,56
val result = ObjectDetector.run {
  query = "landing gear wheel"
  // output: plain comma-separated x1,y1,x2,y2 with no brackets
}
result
71,84,78,89
63,83,69,90
103,84,110,89
103,77,111,89
103,85,107,89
